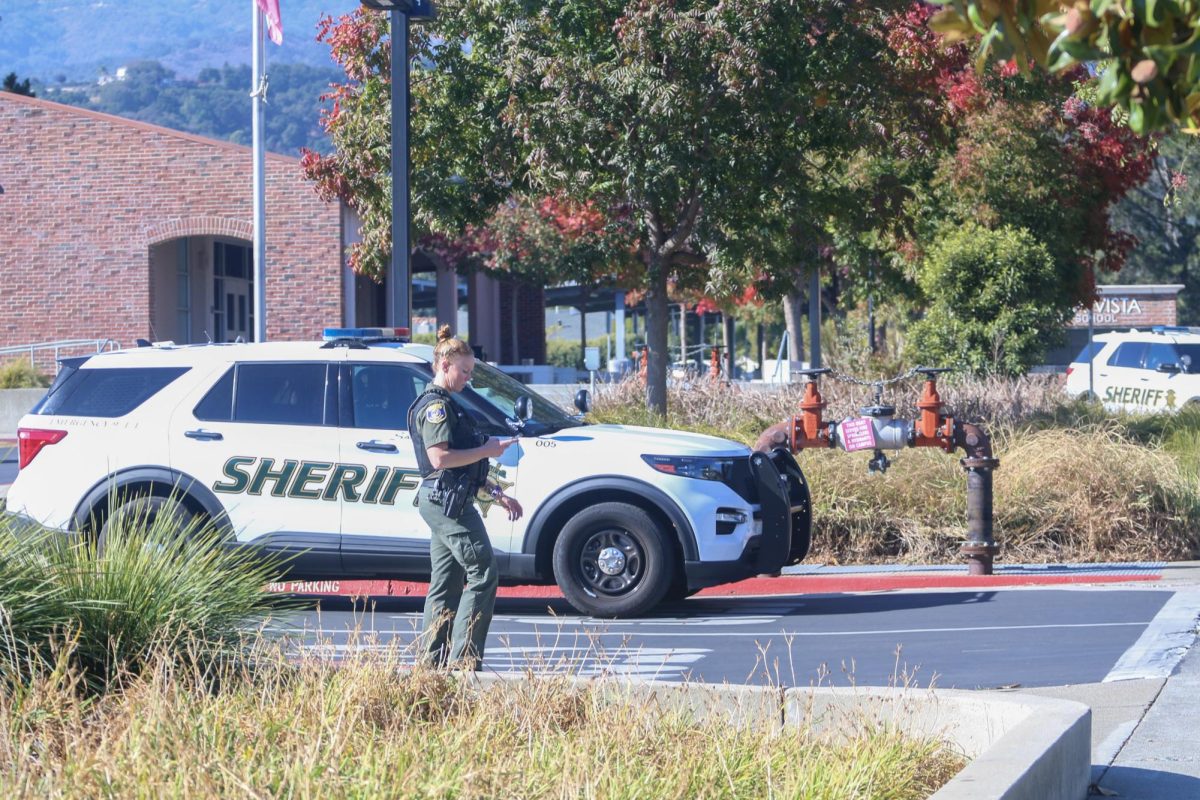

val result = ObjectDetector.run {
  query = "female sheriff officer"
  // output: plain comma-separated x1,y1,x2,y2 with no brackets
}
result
409,326,522,670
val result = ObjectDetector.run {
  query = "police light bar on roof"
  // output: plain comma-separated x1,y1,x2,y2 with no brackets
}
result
322,327,411,340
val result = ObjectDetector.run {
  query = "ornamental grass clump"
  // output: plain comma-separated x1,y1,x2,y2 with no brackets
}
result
0,639,964,799
0,498,290,693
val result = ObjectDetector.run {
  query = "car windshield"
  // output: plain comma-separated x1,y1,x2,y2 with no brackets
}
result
461,361,584,435
400,359,584,434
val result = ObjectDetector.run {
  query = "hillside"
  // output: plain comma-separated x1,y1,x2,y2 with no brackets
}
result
1,0,360,82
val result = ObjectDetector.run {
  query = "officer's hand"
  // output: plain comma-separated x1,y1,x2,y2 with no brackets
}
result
481,436,516,458
499,494,523,521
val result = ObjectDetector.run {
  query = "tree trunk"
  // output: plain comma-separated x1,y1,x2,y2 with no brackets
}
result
511,282,520,363
783,289,805,364
756,322,765,378
644,266,670,416
678,303,688,370
723,313,735,379
579,283,588,367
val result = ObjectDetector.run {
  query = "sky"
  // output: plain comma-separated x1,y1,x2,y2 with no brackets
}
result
1,1,363,81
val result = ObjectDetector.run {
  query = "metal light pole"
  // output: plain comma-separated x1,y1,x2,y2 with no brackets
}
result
360,0,434,332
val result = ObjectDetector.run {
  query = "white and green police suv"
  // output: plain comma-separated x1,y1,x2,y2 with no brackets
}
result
3,329,811,617
1064,326,1200,413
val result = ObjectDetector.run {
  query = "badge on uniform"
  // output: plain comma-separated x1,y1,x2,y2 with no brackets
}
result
425,402,447,423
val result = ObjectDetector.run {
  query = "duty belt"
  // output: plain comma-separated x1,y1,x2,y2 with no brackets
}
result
417,477,445,505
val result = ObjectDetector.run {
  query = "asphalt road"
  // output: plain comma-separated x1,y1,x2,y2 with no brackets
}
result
0,441,15,487
269,585,1186,689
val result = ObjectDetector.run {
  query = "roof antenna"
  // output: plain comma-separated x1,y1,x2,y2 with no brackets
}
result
203,330,213,344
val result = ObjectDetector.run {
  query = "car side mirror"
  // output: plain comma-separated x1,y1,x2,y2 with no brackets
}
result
1157,363,1181,374
574,389,591,414
514,395,533,421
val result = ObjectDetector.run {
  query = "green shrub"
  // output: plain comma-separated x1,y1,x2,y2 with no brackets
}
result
906,223,1068,376
0,359,51,389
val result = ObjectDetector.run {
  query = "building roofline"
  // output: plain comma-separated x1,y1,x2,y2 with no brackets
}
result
1097,284,1186,295
0,90,303,164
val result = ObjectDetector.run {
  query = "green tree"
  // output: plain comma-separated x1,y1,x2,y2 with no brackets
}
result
309,1,893,413
929,0,1200,134
1108,135,1200,322
2,72,34,97
908,222,1064,374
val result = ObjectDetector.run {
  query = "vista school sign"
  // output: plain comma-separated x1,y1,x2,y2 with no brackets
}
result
1068,284,1184,329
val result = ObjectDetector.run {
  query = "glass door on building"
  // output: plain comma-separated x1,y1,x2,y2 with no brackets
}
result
213,241,254,342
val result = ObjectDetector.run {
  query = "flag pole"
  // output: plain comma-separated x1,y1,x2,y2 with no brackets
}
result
251,0,267,342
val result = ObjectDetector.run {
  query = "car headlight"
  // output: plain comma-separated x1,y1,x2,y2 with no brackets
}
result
641,455,736,482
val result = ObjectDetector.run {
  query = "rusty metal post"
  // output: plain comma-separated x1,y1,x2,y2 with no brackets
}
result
961,456,1000,575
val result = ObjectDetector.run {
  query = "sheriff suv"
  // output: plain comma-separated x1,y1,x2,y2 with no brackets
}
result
1064,326,1200,412
3,329,811,617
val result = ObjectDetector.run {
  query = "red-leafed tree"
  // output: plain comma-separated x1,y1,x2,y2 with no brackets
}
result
459,194,641,354
877,2,1156,373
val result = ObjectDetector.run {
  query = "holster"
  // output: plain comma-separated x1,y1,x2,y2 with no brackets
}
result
439,472,476,519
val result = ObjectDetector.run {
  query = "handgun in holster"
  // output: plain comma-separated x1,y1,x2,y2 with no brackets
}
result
439,472,475,519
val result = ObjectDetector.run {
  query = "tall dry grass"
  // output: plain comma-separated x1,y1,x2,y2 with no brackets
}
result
589,375,1200,563
0,640,963,799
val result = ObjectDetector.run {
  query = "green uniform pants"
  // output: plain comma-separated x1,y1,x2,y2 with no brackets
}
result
417,485,499,670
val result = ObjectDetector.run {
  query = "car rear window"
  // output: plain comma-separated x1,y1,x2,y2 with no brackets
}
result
1071,342,1105,364
35,366,190,418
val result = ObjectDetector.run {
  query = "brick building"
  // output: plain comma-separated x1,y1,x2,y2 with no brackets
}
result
0,92,545,366
1045,284,1186,366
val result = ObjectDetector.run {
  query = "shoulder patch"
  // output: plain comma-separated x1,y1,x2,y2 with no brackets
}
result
425,402,447,424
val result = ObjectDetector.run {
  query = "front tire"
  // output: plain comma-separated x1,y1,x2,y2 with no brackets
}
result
552,502,676,617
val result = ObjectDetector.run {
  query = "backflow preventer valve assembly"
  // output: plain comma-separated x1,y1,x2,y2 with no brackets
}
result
754,367,1000,575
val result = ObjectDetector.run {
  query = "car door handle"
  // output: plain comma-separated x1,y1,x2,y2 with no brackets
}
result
184,429,224,441
357,440,398,453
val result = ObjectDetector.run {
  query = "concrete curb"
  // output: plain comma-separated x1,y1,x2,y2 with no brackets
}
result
468,673,1091,799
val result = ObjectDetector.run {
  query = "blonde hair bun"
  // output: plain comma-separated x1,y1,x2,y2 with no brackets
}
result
432,325,473,366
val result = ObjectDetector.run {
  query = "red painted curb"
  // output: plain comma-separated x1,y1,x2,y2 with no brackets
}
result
265,571,1161,600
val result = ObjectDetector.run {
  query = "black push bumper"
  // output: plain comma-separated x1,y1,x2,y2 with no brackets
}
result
682,449,813,591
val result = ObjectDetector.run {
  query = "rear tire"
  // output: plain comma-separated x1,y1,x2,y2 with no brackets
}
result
552,502,676,617
97,494,198,554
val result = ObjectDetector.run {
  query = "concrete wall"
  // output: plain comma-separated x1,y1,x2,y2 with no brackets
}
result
0,389,47,434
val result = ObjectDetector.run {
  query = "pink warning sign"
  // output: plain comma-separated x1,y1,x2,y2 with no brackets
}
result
840,417,878,452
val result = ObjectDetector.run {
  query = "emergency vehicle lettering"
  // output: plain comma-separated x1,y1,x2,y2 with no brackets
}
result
247,458,299,497
362,466,389,504
380,468,421,504
1103,386,1174,406
213,457,421,505
291,462,333,499
213,456,255,494
322,464,368,501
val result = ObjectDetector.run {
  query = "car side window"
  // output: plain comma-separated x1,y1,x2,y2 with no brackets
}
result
234,363,330,426
1144,343,1180,371
193,366,235,421
345,364,427,430
1108,342,1149,368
